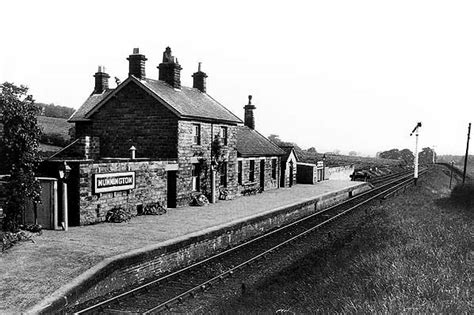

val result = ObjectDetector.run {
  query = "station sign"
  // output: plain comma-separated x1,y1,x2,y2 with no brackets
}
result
93,172,136,194
317,161,324,168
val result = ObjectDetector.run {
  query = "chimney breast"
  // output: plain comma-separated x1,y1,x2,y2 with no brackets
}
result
127,48,147,79
93,66,110,94
158,47,182,89
244,95,256,129
192,62,208,93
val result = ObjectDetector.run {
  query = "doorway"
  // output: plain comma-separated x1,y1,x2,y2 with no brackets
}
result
289,161,294,187
167,171,177,208
260,159,265,190
280,162,286,187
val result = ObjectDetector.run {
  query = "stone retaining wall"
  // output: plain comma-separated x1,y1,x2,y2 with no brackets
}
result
35,182,372,312
325,165,355,180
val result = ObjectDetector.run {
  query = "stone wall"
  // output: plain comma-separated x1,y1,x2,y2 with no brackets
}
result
38,182,372,313
237,156,280,194
73,159,176,225
176,120,238,205
325,165,355,180
76,82,179,159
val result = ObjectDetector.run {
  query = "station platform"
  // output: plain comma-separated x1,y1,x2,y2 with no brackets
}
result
0,180,371,313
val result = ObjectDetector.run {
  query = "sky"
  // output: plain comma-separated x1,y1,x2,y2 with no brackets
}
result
1,0,473,156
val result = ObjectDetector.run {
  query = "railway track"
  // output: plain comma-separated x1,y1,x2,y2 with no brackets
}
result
369,168,416,185
72,169,426,314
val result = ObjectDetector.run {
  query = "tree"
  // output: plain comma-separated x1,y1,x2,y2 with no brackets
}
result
0,82,42,232
307,147,317,153
348,151,359,156
379,149,401,160
399,148,414,164
419,147,435,164
268,134,283,145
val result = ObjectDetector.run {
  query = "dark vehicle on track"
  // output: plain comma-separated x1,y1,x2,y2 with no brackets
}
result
350,170,371,181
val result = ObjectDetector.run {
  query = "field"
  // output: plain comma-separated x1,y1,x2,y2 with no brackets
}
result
299,151,404,169
37,115,71,140
213,166,472,313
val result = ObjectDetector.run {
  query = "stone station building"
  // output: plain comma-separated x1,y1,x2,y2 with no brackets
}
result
41,47,287,226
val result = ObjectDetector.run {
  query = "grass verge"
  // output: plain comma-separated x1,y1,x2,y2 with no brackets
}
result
219,166,473,313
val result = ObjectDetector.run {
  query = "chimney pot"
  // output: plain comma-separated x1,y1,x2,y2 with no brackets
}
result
244,95,256,129
158,47,182,88
127,48,147,79
93,65,110,94
192,62,208,93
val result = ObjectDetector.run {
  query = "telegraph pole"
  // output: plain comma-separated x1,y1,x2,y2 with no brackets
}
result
410,122,422,185
462,122,471,184
449,160,454,189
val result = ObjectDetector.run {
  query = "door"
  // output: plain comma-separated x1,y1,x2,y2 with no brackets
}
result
167,171,177,208
289,161,294,187
260,160,265,190
280,162,286,187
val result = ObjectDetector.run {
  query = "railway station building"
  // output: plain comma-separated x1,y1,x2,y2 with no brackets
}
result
38,47,286,226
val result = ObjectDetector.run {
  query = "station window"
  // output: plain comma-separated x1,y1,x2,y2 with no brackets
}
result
192,124,201,145
192,164,200,191
271,158,277,180
220,162,227,187
238,160,243,185
249,160,255,182
220,126,228,146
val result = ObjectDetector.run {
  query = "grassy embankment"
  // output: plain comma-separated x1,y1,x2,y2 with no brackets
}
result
300,151,403,169
221,166,472,313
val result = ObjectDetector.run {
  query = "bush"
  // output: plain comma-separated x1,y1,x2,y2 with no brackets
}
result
191,193,209,206
450,183,474,207
141,202,166,215
1,230,37,252
105,206,132,223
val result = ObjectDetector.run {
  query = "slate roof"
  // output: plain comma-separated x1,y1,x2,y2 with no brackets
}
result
68,89,114,122
279,145,299,162
69,77,242,124
236,126,285,157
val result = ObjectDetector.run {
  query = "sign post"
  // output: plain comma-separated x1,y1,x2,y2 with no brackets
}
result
410,122,422,186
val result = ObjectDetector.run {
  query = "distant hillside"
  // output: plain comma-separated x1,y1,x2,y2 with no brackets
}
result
299,151,403,169
37,116,72,147
36,103,75,119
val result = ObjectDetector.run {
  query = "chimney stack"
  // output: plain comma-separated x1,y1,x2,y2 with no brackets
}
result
192,62,208,93
127,48,147,79
158,47,182,89
93,66,110,94
244,95,256,129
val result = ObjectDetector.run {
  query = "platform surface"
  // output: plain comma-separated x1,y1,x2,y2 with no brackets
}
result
0,180,366,312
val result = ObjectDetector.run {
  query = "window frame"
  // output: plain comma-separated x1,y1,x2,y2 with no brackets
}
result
271,158,277,180
249,160,255,182
192,124,201,145
238,160,243,185
220,126,228,146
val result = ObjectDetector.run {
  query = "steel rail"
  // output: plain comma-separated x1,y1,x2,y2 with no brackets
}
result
74,169,425,314
142,170,425,314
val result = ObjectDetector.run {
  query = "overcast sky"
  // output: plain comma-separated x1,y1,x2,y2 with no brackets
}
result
1,0,473,156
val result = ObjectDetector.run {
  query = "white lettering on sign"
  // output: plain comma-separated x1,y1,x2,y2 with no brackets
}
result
94,172,136,194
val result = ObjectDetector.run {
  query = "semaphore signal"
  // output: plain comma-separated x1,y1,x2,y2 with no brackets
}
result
410,122,422,186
